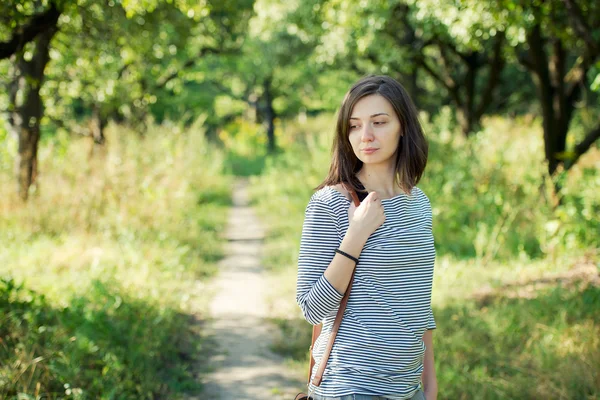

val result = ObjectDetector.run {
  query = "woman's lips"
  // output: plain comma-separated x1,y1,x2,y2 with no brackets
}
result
362,148,378,154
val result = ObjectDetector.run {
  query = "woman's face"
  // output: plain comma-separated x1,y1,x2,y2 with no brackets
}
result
348,94,402,166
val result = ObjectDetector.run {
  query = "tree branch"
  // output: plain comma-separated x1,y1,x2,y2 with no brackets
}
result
560,0,599,58
116,62,133,81
0,2,61,60
209,75,257,109
564,56,586,106
516,47,534,71
417,56,463,108
436,42,459,87
155,46,228,89
566,124,600,170
434,34,470,63
475,32,505,120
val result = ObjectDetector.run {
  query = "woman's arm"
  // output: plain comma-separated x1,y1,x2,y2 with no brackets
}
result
296,218,368,324
323,225,368,292
297,191,383,325
296,199,369,325
422,329,437,400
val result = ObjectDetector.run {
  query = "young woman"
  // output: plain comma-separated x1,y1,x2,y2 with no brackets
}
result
296,75,437,400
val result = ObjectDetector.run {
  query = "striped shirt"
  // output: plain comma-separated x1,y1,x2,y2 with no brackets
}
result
296,185,436,399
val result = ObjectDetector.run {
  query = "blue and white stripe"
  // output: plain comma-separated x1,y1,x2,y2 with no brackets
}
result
296,186,436,399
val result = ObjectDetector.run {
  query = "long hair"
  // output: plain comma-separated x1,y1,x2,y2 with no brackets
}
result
315,75,428,196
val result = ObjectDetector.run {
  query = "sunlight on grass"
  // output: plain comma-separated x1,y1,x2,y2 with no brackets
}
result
0,120,232,399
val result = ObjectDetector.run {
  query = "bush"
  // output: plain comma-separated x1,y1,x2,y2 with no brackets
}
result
0,120,232,399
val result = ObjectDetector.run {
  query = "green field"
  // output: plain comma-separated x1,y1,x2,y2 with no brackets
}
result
0,124,232,399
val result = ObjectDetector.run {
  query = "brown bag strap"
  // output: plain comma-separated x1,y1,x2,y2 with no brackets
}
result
310,185,361,387
307,323,321,382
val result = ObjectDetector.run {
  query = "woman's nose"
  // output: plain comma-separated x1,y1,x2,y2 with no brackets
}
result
361,124,374,141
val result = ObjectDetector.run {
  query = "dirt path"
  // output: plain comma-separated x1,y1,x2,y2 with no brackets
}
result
200,178,303,400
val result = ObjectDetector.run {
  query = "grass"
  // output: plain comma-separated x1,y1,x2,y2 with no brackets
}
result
1,110,597,399
434,282,599,399
0,121,232,399
243,113,600,399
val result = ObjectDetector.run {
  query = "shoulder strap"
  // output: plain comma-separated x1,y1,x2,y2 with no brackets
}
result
310,185,361,387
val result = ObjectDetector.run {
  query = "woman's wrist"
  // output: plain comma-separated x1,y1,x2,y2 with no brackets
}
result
339,225,368,258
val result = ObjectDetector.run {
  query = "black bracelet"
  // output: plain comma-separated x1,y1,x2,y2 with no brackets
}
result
334,248,359,264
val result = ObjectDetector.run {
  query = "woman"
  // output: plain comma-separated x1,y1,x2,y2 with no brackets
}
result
296,75,437,400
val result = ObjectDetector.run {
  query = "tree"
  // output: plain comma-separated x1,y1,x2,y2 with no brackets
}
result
402,0,507,136
1,0,255,200
0,1,61,60
2,0,65,200
296,0,510,136
506,0,600,182
206,0,325,153
7,25,58,200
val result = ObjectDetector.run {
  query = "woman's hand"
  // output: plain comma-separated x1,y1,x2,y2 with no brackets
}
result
347,191,385,239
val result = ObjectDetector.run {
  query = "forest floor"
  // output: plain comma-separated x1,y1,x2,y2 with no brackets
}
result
198,177,304,400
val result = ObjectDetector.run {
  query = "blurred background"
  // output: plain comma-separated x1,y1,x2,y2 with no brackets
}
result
0,0,598,399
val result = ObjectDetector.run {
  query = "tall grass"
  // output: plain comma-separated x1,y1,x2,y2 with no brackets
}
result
242,112,600,399
0,120,232,399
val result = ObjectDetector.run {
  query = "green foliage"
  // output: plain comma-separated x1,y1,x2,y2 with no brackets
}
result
419,111,549,259
269,317,312,363
0,121,12,172
549,167,600,254
0,1,61,40
434,284,600,399
0,278,199,399
0,122,232,398
0,0,255,136
218,117,268,176
200,0,334,146
2,1,598,397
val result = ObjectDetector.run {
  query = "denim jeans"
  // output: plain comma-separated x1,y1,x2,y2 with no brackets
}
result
309,388,426,400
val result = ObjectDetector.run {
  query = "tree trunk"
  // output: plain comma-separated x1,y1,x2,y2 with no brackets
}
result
263,76,276,154
88,104,107,160
90,104,106,145
9,26,57,201
525,26,572,179
522,22,600,197
460,52,480,136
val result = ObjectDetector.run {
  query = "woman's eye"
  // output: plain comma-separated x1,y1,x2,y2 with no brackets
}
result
373,121,386,126
349,125,359,130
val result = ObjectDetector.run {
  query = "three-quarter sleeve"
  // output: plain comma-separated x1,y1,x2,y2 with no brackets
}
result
426,306,436,330
421,189,437,331
296,197,344,325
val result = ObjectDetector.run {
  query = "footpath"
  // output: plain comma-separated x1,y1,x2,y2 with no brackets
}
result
200,178,303,399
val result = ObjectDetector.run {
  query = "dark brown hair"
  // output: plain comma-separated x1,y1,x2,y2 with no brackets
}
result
315,75,428,196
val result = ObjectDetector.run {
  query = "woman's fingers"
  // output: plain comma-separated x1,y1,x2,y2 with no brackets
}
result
348,200,357,220
349,191,385,228
365,191,378,202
